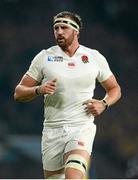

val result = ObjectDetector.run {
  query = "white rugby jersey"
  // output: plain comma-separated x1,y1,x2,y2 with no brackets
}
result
26,45,112,127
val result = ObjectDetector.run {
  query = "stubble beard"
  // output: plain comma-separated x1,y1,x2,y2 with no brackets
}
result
56,33,74,50
57,38,66,49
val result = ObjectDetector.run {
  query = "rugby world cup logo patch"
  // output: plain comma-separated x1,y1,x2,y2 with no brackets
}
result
48,56,54,61
48,56,63,62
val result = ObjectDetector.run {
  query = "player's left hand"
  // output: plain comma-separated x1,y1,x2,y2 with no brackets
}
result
83,99,106,117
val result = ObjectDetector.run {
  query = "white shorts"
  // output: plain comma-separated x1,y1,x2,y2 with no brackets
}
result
41,123,96,171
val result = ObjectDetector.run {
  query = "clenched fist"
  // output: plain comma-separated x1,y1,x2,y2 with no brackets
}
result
83,99,106,117
36,78,57,95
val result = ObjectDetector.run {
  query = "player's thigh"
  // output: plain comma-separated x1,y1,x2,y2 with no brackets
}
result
64,123,96,156
42,127,65,171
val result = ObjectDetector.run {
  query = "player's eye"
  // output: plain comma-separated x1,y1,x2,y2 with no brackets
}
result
54,26,58,30
62,26,68,29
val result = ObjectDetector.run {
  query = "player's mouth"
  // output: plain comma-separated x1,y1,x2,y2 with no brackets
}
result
57,36,65,42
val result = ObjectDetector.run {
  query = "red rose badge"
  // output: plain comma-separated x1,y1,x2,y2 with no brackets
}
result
81,55,89,63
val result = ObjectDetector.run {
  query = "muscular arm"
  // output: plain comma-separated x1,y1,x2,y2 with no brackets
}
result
84,75,121,116
101,74,121,106
14,74,57,102
14,75,39,102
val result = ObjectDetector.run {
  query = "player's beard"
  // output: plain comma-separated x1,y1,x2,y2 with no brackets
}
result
56,32,74,50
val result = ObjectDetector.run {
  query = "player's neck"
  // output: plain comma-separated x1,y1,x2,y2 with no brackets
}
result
62,41,80,57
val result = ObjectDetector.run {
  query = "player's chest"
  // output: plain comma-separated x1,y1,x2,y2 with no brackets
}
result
42,55,98,78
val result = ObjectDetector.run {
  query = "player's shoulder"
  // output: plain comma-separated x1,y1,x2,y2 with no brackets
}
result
30,49,49,65
34,49,47,59
80,45,100,56
80,45,107,64
35,45,58,56
33,46,58,60
45,45,59,54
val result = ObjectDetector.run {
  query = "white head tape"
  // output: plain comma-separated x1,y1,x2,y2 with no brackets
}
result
54,17,80,32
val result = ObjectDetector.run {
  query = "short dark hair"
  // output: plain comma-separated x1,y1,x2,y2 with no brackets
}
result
53,11,83,30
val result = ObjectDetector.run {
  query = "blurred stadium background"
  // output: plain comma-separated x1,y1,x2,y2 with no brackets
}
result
0,0,138,178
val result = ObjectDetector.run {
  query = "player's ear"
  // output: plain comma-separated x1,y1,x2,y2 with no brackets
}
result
74,30,79,36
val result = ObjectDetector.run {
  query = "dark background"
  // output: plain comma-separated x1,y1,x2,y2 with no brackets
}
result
0,0,138,178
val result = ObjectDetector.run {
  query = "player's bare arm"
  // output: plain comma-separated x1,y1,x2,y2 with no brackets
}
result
14,74,57,102
84,74,121,117
101,74,121,106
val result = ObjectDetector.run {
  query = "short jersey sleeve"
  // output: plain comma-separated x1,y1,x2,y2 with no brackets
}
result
96,51,113,82
26,50,45,83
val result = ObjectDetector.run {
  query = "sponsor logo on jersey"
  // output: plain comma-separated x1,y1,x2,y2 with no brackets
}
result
48,56,63,62
68,62,75,68
81,55,89,63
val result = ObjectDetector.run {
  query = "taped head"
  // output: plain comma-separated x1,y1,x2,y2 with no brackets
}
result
54,17,80,32
53,11,83,32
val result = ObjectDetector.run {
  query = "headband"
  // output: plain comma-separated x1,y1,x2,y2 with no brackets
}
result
53,17,80,32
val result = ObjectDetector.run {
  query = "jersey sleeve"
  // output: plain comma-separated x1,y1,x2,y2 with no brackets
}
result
96,51,113,82
26,50,45,82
